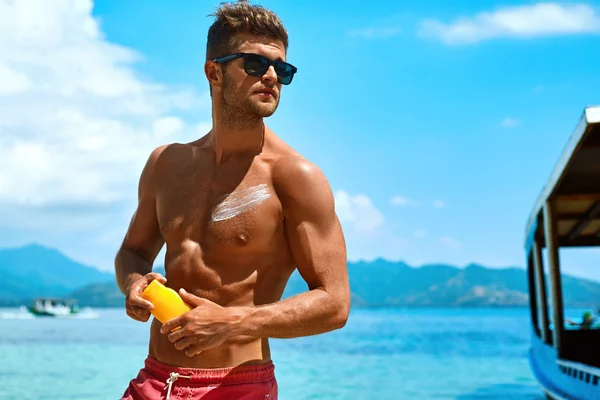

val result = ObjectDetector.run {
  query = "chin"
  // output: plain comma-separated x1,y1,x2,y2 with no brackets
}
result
249,101,279,118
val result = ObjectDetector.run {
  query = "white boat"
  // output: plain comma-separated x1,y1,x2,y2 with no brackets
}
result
25,297,98,318
524,105,600,399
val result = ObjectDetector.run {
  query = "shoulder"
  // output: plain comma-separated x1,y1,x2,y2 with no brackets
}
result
148,144,171,165
272,151,334,220
141,144,173,177
138,143,188,189
273,153,326,189
136,144,168,194
263,129,335,218
146,141,199,174
267,132,327,188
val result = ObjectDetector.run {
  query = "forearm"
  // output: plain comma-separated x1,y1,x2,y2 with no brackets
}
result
114,246,153,294
232,288,349,339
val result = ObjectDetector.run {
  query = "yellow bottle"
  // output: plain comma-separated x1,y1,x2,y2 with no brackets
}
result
141,279,192,324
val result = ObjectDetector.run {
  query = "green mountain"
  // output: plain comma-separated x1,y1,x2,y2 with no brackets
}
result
0,243,113,305
2,244,600,308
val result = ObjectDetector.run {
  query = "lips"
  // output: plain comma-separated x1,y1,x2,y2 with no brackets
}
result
256,89,275,97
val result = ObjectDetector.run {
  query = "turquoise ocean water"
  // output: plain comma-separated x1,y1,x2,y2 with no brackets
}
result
0,307,562,399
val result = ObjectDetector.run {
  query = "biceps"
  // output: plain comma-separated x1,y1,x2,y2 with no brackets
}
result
286,215,347,291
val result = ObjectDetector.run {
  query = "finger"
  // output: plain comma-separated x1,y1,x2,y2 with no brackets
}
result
167,328,186,343
178,288,204,307
131,313,150,323
127,307,150,322
130,305,151,317
185,344,205,357
127,294,155,311
173,337,195,351
126,285,155,310
145,272,167,284
161,316,184,334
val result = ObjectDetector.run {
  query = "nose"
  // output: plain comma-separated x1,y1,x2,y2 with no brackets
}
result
261,65,277,85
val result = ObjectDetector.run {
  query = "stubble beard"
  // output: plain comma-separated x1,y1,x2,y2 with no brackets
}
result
220,75,280,130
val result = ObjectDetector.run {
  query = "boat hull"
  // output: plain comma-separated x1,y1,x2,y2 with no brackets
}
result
26,306,75,317
530,329,600,399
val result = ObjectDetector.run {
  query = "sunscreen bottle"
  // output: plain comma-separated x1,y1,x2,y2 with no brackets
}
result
141,279,192,324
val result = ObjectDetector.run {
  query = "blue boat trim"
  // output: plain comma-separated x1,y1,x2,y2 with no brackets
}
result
529,346,573,400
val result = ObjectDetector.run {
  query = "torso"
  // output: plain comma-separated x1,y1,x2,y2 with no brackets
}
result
147,136,297,368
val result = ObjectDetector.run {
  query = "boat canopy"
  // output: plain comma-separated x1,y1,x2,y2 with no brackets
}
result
34,298,78,304
525,106,600,253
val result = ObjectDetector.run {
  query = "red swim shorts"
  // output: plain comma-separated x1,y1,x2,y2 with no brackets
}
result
121,356,278,400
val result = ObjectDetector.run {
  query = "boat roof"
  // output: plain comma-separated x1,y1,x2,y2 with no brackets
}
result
524,106,600,252
35,297,77,303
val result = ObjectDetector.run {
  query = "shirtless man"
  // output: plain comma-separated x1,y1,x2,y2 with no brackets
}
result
116,2,350,399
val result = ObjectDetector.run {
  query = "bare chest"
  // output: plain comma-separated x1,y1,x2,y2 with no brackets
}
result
155,164,283,252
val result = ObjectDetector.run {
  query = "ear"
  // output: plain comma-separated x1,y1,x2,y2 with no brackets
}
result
205,60,222,91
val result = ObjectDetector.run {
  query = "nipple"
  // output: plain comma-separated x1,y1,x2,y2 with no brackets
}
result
235,233,249,246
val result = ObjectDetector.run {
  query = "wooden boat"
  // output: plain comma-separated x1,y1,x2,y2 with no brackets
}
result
525,105,600,399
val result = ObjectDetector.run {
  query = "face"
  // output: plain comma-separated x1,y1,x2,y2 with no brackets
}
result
208,33,288,127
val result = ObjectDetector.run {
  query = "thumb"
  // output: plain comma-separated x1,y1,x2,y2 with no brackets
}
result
179,288,204,306
146,272,167,284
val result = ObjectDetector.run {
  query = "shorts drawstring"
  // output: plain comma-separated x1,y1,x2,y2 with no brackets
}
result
164,372,192,400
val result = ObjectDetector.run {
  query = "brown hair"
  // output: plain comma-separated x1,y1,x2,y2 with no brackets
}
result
206,0,289,60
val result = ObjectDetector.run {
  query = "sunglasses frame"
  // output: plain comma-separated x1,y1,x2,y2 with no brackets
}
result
213,52,298,85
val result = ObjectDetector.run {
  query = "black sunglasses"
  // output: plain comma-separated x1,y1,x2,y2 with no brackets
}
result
213,52,297,85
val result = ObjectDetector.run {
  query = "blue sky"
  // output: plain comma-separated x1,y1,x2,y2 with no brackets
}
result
1,0,600,279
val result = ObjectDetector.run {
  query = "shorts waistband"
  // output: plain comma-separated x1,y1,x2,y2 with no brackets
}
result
144,356,275,385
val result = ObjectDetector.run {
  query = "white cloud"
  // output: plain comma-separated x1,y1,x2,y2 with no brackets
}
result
432,199,446,209
348,27,401,39
502,117,521,128
0,0,208,214
0,63,32,94
0,0,210,270
419,2,600,45
153,116,185,138
334,190,385,234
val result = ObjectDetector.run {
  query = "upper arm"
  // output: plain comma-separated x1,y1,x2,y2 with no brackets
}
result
121,145,168,264
277,158,350,305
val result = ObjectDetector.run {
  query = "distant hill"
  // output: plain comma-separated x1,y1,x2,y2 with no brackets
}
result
2,244,600,308
0,244,113,305
344,260,530,307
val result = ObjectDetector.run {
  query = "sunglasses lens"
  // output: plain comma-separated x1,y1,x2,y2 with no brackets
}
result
243,55,269,76
275,63,294,85
241,54,296,85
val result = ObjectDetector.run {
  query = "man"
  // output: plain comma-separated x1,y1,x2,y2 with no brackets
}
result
115,1,350,399
566,311,595,329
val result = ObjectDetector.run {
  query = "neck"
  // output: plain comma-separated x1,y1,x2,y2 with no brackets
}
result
209,107,265,165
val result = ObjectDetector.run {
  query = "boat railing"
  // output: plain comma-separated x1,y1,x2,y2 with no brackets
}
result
557,358,600,384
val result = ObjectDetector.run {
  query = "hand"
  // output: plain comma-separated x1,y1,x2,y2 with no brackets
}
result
125,272,167,322
160,289,237,357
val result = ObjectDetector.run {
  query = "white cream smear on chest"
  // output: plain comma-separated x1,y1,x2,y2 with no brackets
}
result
211,184,271,222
